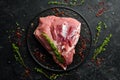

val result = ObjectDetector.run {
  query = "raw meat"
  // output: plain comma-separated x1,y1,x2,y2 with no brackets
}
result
34,15,81,70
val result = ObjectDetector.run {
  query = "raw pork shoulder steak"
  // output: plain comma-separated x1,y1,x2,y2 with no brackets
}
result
34,16,81,70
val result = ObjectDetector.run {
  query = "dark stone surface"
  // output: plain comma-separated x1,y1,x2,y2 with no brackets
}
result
0,0,120,80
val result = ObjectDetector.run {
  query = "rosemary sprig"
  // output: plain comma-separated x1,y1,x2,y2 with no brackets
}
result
34,67,50,79
48,0,85,6
93,34,112,59
42,33,64,63
34,67,62,80
94,21,107,45
12,43,26,67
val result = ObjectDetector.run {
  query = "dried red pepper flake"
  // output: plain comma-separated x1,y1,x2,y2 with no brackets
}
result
79,52,85,61
25,68,30,76
91,58,104,66
33,48,45,62
96,7,106,17
95,58,104,66
16,32,22,38
64,0,68,2
98,1,104,6
17,41,21,46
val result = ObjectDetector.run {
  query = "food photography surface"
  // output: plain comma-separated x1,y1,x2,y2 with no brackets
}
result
0,0,120,80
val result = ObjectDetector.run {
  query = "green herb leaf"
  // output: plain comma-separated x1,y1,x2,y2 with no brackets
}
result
80,0,85,5
12,43,26,67
48,0,84,6
34,67,62,80
94,21,108,45
34,67,50,79
50,74,61,80
41,33,64,63
93,34,112,59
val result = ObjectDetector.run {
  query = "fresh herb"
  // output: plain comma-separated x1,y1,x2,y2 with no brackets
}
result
94,21,107,45
34,67,62,80
34,67,50,79
103,22,107,29
93,34,112,59
12,43,26,67
48,1,67,5
80,0,85,5
42,33,64,63
50,74,62,80
48,0,85,6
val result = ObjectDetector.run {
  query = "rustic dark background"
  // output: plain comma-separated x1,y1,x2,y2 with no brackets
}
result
0,0,120,80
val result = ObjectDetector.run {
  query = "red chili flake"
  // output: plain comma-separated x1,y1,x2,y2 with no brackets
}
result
55,11,65,16
96,7,106,17
98,1,104,6
52,8,65,16
33,48,45,62
79,51,84,61
17,41,21,46
64,0,68,2
81,37,86,49
27,34,30,39
16,31,22,38
91,58,104,66
95,58,104,66
78,37,87,61
25,68,30,76
15,28,23,46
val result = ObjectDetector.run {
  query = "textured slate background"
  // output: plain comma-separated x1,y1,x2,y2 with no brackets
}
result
0,0,120,80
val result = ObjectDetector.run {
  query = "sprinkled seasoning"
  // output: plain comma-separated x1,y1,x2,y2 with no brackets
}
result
33,48,45,62
78,37,86,61
96,7,106,17
93,34,112,59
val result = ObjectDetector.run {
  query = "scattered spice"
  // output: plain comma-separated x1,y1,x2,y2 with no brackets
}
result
12,43,26,67
98,1,104,6
87,1,108,17
23,68,32,80
52,8,66,16
93,34,112,59
91,57,104,66
33,48,45,62
78,37,86,61
96,7,106,17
